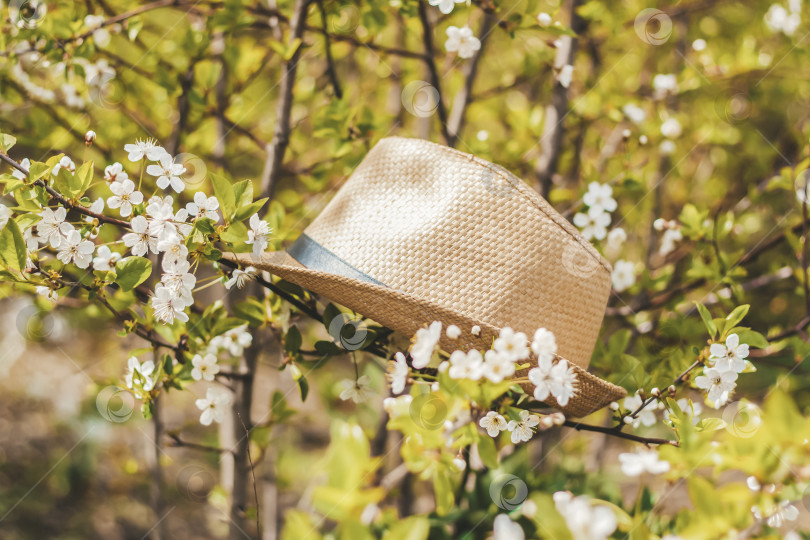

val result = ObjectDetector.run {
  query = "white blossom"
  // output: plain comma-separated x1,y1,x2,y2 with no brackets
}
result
445,324,461,339
583,182,617,214
557,64,574,88
493,327,530,362
573,209,611,241
660,117,683,139
147,153,186,193
709,333,749,373
619,449,670,476
0,204,11,231
122,215,157,256
157,233,189,264
208,326,253,357
479,411,507,437
124,138,165,162
195,387,232,426
246,213,271,258
623,104,646,125
187,192,220,221
224,266,256,290
410,321,442,369
107,179,143,218
695,366,737,406
530,327,557,367
428,0,464,15
537,12,552,27
611,259,636,292
56,230,94,268
623,392,657,428
652,73,678,99
35,285,58,302
37,207,72,248
493,514,525,540
92,245,121,271
388,352,409,394
659,227,683,256
765,3,801,36
445,26,481,59
482,349,516,383
191,353,220,381
104,162,128,183
506,410,540,444
151,284,189,324
11,158,30,181
339,375,374,403
160,258,196,307
125,356,155,393
52,156,75,176
553,491,617,540
448,349,484,381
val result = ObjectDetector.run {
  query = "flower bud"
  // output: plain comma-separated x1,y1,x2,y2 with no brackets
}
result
651,387,661,398
668,385,677,396
85,130,96,146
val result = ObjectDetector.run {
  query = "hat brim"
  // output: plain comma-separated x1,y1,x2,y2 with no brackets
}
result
222,251,626,417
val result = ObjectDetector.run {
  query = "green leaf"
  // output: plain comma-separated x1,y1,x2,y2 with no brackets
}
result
432,471,454,516
221,220,247,244
0,133,17,153
233,179,253,208
734,328,770,349
381,516,430,540
114,256,153,291
0,218,26,271
233,197,268,222
723,305,750,333
284,325,302,353
71,161,93,197
211,173,236,221
296,372,309,401
695,303,717,339
28,161,51,183
476,436,499,469
233,298,266,326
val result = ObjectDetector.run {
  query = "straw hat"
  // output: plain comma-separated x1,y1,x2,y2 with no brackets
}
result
223,137,626,417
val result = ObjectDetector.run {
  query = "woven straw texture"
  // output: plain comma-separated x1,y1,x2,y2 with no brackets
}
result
224,137,627,417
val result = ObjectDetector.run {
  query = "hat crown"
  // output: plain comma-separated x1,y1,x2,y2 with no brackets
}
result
301,137,611,368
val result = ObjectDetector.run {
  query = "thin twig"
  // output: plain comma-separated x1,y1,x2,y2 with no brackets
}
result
316,0,342,99
416,0,451,145
237,412,261,539
561,420,678,446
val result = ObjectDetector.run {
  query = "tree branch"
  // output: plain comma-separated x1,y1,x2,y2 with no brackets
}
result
416,0,451,145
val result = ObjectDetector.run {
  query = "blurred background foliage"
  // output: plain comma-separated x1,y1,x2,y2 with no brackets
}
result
2,0,810,538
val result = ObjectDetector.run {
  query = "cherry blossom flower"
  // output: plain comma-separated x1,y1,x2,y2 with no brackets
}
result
623,392,657,428
157,234,189,264
151,284,189,324
611,260,635,292
652,73,678,99
388,352,409,394
56,230,94,268
471,325,481,336
34,285,57,302
660,117,682,139
537,12,552,26
479,411,507,437
84,14,111,47
659,227,683,256
104,162,128,183
11,158,30,181
339,375,374,403
246,213,271,258
124,138,165,162
145,196,178,240
428,0,464,15
493,327,530,362
448,349,484,380
125,356,155,393
37,207,72,248
573,209,611,241
92,245,121,271
506,410,540,443
410,321,442,369
0,204,11,231
445,26,481,59
765,3,801,36
186,192,220,221
147,153,186,193
123,216,157,256
529,359,576,406
493,514,525,540
553,491,617,540
530,327,557,367
583,182,617,214
107,179,143,217
709,333,749,373
623,104,646,125
695,366,737,406
191,353,220,381
482,349,516,383
619,450,670,476
225,266,256,290
195,387,232,426
557,64,574,88
52,156,75,176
